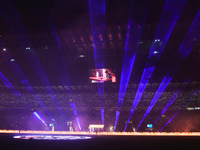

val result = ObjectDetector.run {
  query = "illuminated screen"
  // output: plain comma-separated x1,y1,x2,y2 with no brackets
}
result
89,68,116,83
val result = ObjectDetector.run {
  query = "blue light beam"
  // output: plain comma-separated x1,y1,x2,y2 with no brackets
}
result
0,46,58,127
160,86,200,131
88,0,105,125
70,101,81,130
154,89,183,124
114,0,150,131
88,0,105,69
136,10,200,131
159,109,180,132
0,71,21,96
124,0,186,131
0,0,67,124
178,10,200,59
136,76,172,131
33,112,47,126
49,23,81,130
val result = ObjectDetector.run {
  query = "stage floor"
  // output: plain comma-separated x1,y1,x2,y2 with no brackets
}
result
0,129,200,136
0,130,200,150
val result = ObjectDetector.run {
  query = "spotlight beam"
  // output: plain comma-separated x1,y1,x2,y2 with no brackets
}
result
159,109,180,132
114,0,150,130
0,71,33,110
48,23,81,130
0,71,21,96
153,89,183,124
70,101,81,130
136,76,172,131
0,71,49,128
88,0,105,69
0,0,67,124
160,87,200,131
136,10,200,131
0,70,30,110
33,112,47,126
124,0,186,131
154,57,200,125
0,44,59,128
88,0,105,124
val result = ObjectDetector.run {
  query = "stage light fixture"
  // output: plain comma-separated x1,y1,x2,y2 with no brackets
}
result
79,55,85,57
153,51,158,54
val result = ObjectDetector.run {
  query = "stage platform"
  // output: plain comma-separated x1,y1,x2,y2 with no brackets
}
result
0,129,200,136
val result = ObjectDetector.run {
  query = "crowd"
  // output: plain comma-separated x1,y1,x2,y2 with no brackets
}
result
0,110,47,130
0,87,199,131
0,88,199,110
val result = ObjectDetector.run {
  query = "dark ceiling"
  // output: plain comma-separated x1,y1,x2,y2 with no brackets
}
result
0,0,200,87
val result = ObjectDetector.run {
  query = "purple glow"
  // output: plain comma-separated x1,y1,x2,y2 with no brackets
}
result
70,101,81,130
98,83,104,124
70,102,78,116
101,109,104,125
75,117,81,131
124,0,186,131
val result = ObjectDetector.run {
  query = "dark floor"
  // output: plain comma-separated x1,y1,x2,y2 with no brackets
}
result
0,134,199,150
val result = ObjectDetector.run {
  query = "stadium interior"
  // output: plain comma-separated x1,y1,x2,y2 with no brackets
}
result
0,0,200,135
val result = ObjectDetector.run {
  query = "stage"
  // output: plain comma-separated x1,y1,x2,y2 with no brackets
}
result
0,130,200,150
1,129,200,137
